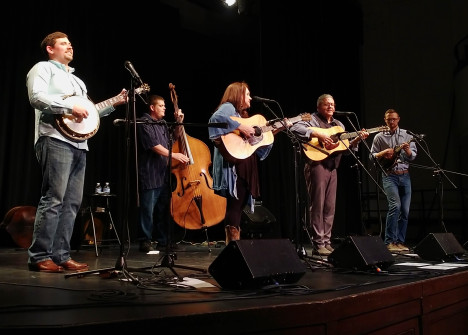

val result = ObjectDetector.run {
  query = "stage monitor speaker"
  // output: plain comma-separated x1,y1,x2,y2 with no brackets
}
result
241,203,280,239
414,233,466,261
328,235,395,271
208,239,306,289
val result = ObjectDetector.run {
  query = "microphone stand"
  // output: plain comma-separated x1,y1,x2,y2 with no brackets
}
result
135,120,227,280
340,114,387,194
408,136,462,232
65,80,143,282
147,121,204,280
293,136,307,258
257,100,308,255
337,114,387,237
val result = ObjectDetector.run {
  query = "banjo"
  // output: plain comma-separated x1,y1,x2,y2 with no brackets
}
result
55,84,149,141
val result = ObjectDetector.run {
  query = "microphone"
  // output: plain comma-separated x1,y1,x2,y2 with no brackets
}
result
113,118,127,126
333,111,353,116
124,61,143,86
252,96,275,103
113,118,164,126
267,118,280,126
407,130,426,139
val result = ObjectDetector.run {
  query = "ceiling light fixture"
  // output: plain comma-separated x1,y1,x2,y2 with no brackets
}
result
223,0,236,7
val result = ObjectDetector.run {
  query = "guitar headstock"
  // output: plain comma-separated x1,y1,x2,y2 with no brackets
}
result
135,83,150,95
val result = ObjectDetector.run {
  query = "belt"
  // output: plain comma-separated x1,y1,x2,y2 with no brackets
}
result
389,169,408,175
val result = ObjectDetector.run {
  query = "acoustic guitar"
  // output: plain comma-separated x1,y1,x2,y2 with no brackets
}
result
377,138,416,171
54,84,150,141
303,125,389,161
219,113,311,160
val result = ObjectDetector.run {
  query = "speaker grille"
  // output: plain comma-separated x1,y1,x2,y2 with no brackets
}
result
208,239,306,289
414,233,466,261
328,236,395,271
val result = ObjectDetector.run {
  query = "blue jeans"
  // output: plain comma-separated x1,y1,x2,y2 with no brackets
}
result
28,137,86,264
382,173,412,245
138,186,169,245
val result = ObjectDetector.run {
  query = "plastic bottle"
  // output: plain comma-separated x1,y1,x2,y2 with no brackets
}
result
103,182,110,194
95,182,102,194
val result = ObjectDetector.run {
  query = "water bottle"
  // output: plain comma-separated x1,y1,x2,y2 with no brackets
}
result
95,182,102,194
103,182,110,194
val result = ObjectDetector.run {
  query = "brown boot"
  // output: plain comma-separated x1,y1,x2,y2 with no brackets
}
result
225,225,241,245
231,226,240,241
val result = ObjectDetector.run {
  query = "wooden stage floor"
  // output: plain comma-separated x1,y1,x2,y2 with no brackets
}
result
0,237,468,334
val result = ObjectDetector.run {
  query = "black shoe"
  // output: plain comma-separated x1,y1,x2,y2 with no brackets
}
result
139,240,154,253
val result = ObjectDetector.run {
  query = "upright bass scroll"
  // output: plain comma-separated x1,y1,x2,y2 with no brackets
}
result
169,83,227,230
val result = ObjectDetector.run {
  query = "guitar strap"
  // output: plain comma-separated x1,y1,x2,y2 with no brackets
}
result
69,73,93,105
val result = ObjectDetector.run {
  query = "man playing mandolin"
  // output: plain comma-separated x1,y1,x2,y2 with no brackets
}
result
370,109,417,253
26,31,127,272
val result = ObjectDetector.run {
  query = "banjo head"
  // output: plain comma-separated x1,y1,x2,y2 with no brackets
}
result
55,96,100,142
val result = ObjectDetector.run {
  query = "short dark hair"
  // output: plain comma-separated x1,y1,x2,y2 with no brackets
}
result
40,31,68,56
384,109,399,117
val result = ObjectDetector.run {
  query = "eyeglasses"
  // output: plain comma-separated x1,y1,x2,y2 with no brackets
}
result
385,118,399,122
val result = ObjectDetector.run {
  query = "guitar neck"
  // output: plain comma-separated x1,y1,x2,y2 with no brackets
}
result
340,126,384,140
260,115,304,133
95,96,120,111
394,138,416,152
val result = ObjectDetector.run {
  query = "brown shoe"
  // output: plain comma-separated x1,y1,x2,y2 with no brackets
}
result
317,247,332,256
387,243,401,253
60,259,89,271
28,260,64,273
396,243,409,252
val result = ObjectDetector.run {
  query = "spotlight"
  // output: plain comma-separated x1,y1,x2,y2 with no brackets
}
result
223,0,236,7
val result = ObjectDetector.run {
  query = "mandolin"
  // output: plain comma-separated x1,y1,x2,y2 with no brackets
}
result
377,138,416,172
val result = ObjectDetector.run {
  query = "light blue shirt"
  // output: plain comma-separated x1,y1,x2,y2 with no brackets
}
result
26,60,115,149
370,127,417,172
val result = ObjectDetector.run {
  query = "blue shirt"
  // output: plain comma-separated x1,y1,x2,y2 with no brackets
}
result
370,127,417,172
137,113,171,190
26,60,115,149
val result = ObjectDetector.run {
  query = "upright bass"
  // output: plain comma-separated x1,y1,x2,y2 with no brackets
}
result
169,83,227,230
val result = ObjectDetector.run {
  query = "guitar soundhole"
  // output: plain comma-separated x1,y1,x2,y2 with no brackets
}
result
248,134,263,146
254,127,262,136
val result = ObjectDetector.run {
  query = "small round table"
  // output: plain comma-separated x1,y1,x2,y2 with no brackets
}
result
83,193,121,256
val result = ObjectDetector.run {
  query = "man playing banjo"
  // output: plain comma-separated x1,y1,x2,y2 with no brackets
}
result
26,31,127,273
